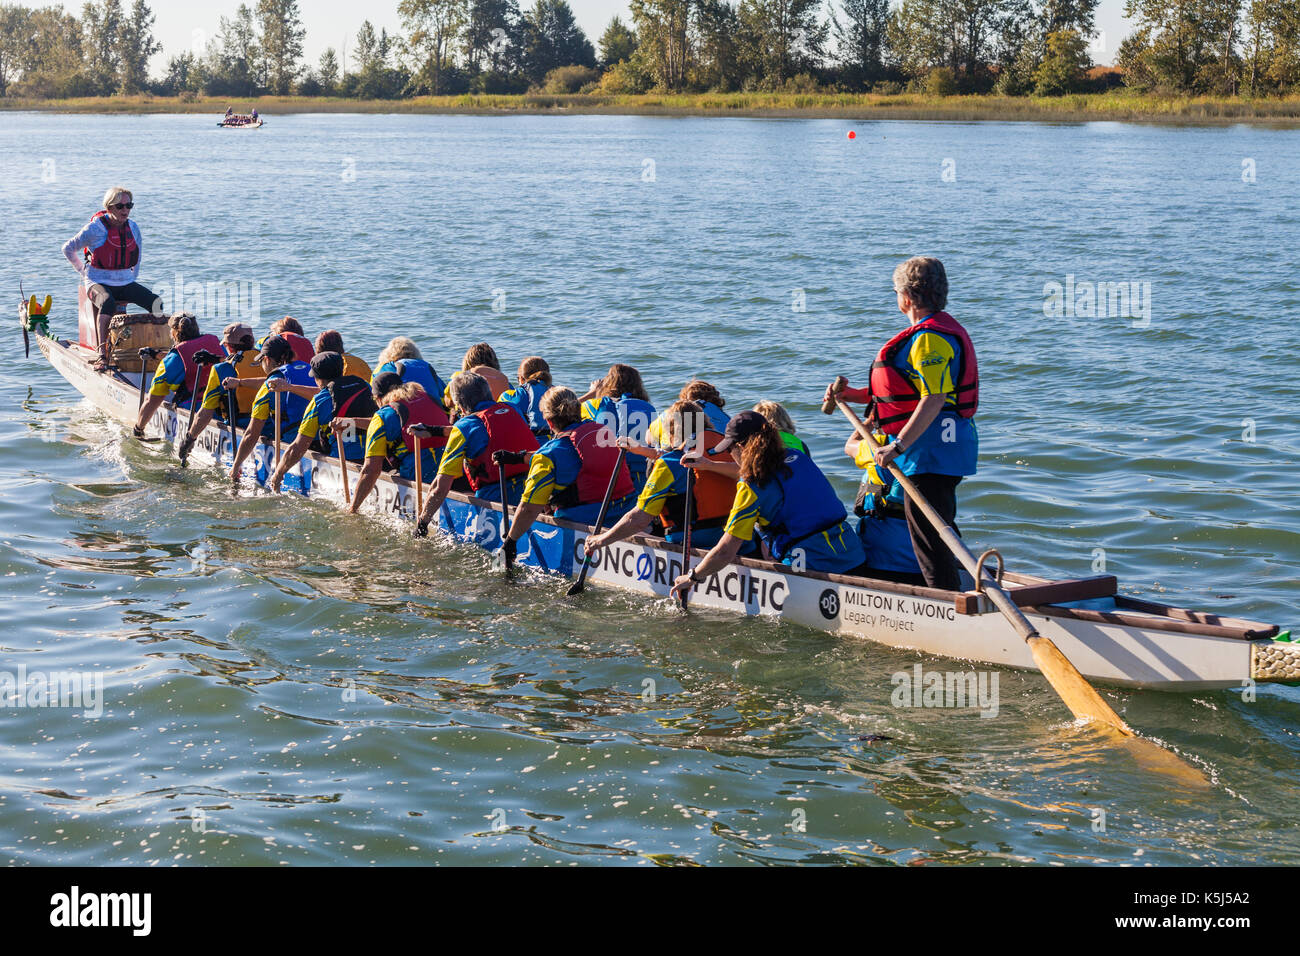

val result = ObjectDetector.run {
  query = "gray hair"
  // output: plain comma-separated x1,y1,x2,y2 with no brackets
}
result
892,256,948,312
449,371,491,413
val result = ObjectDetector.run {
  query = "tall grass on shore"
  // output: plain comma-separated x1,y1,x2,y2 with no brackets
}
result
5,92,1300,123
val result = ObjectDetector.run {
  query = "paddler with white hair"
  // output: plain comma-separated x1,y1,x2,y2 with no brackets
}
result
502,387,635,565
669,411,865,601
414,371,539,536
822,255,978,591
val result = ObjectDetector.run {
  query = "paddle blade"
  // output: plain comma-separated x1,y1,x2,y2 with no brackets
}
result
565,578,586,596
1027,636,1132,733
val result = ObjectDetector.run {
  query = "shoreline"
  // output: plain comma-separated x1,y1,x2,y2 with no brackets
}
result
5,92,1300,125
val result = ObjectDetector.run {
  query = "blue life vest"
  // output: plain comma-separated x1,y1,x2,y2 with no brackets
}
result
700,400,729,433
392,358,447,409
268,360,315,439
504,380,551,436
593,395,657,486
756,448,850,562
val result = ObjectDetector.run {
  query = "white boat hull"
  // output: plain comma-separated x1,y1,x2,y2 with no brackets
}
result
38,333,1298,691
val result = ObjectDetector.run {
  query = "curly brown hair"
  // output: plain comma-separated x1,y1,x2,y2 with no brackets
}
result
271,316,304,336
679,379,724,408
315,329,344,354
599,364,649,402
737,419,790,486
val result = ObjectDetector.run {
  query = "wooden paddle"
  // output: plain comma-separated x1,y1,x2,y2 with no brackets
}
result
337,439,351,506
834,399,1134,729
498,460,514,573
679,465,695,609
566,448,628,596
412,433,424,524
273,391,282,466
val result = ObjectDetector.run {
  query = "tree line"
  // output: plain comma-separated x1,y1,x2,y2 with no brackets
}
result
0,0,1296,100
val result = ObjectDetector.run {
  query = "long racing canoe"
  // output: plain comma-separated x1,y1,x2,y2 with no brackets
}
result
32,323,1300,692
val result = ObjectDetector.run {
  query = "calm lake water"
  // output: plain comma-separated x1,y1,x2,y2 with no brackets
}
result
1,112,1298,865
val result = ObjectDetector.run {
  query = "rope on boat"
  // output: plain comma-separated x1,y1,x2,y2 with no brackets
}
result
1252,638,1300,684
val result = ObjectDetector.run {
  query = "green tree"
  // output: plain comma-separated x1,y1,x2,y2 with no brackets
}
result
1032,27,1088,92
158,51,203,94
1119,0,1224,92
399,0,469,94
694,0,742,89
628,0,692,89
0,4,29,96
830,0,890,87
598,15,637,67
317,46,339,92
521,0,595,85
737,0,829,86
14,6,91,97
205,4,261,95
256,0,304,94
118,0,159,93
80,0,123,94
464,0,522,73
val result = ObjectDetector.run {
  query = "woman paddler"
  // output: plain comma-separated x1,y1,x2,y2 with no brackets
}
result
62,186,162,371
583,399,747,557
822,256,978,591
669,411,865,601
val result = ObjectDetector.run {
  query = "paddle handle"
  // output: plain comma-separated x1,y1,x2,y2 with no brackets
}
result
273,391,282,465
821,376,847,415
413,435,424,521
680,466,694,609
337,442,351,506
570,448,628,592
498,464,512,571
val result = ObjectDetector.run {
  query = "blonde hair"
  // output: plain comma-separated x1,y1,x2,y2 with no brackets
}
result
102,186,132,209
664,400,706,447
893,256,949,312
539,387,580,430
385,381,428,408
377,336,422,367
753,400,795,434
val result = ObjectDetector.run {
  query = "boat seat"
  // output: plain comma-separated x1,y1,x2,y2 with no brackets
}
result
954,574,1117,615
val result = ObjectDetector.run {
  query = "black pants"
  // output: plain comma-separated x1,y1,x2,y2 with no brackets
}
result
903,474,963,591
89,281,161,354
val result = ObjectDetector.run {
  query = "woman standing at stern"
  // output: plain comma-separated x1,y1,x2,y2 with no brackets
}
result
824,256,978,591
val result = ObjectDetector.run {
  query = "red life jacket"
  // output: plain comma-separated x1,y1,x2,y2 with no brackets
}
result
173,334,223,403
395,393,450,464
84,210,139,271
463,403,540,491
868,311,979,435
552,421,633,508
281,331,314,364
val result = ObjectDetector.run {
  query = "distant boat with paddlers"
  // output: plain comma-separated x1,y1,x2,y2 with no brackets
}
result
218,108,263,128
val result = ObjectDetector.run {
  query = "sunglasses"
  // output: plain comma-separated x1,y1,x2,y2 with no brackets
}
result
111,202,134,210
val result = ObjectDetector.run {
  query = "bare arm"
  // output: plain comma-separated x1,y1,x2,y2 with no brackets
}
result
670,533,746,599
417,473,457,530
349,457,384,514
507,502,546,543
583,507,655,555
229,416,266,480
269,432,314,491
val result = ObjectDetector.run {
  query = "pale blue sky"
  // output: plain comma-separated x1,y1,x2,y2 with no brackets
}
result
93,0,1133,71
